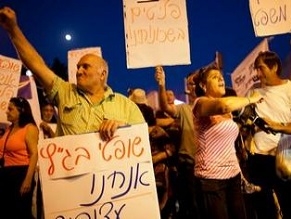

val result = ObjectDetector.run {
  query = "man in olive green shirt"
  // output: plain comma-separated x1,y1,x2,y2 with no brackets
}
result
0,7,145,140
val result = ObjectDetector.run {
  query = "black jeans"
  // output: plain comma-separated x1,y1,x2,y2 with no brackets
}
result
197,174,247,219
176,160,202,219
0,165,35,219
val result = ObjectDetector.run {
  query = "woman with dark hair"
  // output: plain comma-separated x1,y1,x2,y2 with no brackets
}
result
192,65,262,219
0,97,39,219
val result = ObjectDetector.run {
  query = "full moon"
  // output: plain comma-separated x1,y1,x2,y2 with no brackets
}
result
65,34,72,41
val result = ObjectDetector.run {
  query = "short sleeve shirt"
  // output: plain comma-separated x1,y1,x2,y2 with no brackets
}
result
47,77,145,136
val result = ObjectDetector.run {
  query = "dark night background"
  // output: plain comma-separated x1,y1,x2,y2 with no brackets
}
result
0,0,290,101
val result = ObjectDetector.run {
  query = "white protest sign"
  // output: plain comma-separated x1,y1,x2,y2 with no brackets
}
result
249,0,291,37
18,75,42,135
231,38,269,96
123,0,190,68
0,55,21,123
68,47,102,84
38,123,160,219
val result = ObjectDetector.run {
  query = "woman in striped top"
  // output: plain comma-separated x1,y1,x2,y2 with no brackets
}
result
192,65,262,219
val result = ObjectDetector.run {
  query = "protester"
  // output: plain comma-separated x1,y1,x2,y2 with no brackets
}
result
246,51,291,219
34,100,58,219
128,87,176,218
150,128,177,219
0,7,146,219
0,97,39,219
155,89,179,131
39,100,57,139
0,6,145,141
155,66,201,219
129,88,156,129
192,64,262,219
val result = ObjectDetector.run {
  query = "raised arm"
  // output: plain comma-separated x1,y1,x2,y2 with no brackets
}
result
154,66,177,117
195,91,263,117
0,6,56,91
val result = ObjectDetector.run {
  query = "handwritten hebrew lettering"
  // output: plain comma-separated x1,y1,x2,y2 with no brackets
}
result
130,0,181,23
81,163,150,206
254,5,287,27
127,0,185,47
0,58,21,73
38,124,160,218
234,75,246,87
0,55,22,122
55,202,126,219
99,135,144,161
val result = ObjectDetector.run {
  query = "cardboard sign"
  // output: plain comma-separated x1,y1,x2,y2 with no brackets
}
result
249,0,291,36
0,55,21,123
38,123,160,219
123,0,190,68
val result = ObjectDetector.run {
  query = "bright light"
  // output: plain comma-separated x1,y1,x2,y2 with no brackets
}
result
65,34,72,41
26,70,32,76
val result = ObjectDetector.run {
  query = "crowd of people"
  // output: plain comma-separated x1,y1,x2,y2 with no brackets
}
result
0,5,291,219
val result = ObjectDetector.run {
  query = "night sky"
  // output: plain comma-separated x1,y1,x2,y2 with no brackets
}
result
0,0,290,100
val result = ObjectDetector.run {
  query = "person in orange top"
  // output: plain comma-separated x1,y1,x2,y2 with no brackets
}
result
0,97,39,219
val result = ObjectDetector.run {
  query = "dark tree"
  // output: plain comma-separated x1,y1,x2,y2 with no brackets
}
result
50,58,68,81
